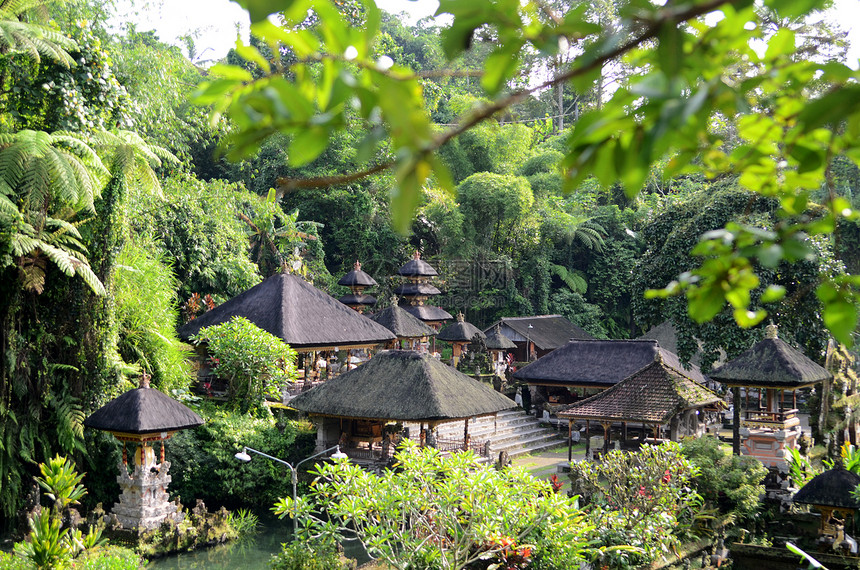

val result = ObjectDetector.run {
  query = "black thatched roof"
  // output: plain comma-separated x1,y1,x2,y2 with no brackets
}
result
338,293,377,307
485,326,516,350
397,252,438,277
709,328,830,388
401,304,453,322
437,313,485,342
176,274,395,350
367,304,438,339
288,350,515,422
84,386,203,435
558,360,722,423
513,339,707,388
337,261,377,288
793,469,860,509
394,283,442,296
485,315,593,351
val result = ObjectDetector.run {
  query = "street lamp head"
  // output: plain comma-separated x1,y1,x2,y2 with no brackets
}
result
234,448,252,463
330,445,348,460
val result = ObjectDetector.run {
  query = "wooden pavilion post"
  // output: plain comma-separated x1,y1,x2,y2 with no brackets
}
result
568,420,573,462
623,422,628,443
733,386,741,455
463,417,470,450
585,420,590,457
602,422,611,454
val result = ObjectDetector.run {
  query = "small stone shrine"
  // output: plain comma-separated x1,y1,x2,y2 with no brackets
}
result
83,374,203,530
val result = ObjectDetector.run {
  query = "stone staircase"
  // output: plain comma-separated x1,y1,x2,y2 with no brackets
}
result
433,408,565,459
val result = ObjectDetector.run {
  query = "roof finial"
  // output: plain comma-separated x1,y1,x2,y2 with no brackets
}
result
139,372,151,389
457,311,465,322
413,250,421,260
765,323,778,339
354,260,362,272
655,350,664,364
391,295,399,305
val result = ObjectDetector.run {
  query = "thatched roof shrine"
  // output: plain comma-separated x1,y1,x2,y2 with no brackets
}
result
437,313,485,343
793,469,860,510
337,261,377,288
709,326,830,389
402,304,453,322
397,251,438,277
367,304,437,339
84,383,203,435
338,293,377,307
557,359,722,424
288,350,515,422
394,283,442,296
485,326,516,350
513,339,707,388
177,273,395,350
485,315,593,352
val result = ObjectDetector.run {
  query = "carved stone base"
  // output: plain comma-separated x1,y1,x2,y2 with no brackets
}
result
112,460,183,530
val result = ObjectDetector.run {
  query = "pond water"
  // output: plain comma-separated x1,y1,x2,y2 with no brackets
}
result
146,515,291,570
146,517,370,569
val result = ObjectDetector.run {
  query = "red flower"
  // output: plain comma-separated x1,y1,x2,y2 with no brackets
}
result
662,469,671,484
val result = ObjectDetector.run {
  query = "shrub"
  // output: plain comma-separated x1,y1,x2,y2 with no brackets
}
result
269,542,349,570
277,441,596,570
519,150,564,177
681,435,767,523
192,317,298,415
167,405,315,508
568,442,702,568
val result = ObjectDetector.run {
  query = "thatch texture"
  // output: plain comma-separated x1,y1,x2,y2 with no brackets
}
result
288,350,515,421
437,316,485,342
709,337,830,389
793,469,860,509
485,326,516,350
368,305,438,339
397,253,438,277
394,283,442,296
557,360,722,423
337,262,377,287
402,304,453,322
485,315,593,351
84,387,203,434
338,293,377,307
176,274,395,349
513,339,707,388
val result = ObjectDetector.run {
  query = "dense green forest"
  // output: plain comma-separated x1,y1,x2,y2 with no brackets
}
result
1,0,858,525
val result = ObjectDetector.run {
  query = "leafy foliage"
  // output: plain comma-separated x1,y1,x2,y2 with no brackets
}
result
277,441,599,570
167,405,315,508
192,317,298,415
568,442,702,567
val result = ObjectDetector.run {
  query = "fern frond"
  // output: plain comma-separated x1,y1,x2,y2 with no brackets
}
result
550,263,588,294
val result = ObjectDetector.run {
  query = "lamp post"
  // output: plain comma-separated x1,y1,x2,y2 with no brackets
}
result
526,323,534,361
234,445,347,534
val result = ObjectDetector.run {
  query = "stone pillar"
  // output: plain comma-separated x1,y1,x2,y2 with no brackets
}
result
112,442,181,530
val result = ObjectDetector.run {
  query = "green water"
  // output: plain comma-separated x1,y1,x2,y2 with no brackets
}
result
146,518,291,570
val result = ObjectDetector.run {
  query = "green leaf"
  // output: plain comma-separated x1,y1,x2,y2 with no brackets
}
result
288,128,329,167
481,44,523,96
764,0,820,19
230,0,290,24
820,297,858,347
760,285,786,303
235,43,271,74
209,63,254,82
657,23,683,78
798,86,860,131
734,308,767,328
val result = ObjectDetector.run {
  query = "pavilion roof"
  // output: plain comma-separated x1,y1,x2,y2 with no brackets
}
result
513,339,707,388
338,293,377,307
84,384,203,435
337,261,377,288
485,315,593,351
401,304,453,323
288,350,515,422
394,283,442,297
367,304,438,339
177,273,395,350
397,251,438,277
485,326,516,350
709,327,830,389
793,468,860,510
437,313,485,343
557,359,722,423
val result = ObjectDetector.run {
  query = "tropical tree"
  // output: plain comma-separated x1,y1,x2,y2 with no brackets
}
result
202,0,860,344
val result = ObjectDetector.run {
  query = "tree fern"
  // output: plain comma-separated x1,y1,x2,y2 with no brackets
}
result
0,0,76,67
550,263,588,294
